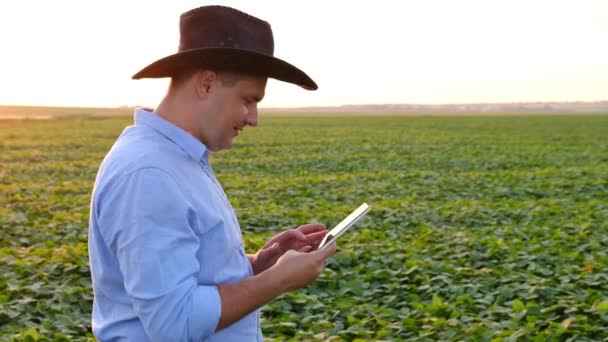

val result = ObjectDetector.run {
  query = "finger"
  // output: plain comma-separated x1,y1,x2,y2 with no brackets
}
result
297,224,326,235
304,230,328,244
260,242,281,258
292,230,327,250
266,229,305,246
297,245,313,253
309,233,331,250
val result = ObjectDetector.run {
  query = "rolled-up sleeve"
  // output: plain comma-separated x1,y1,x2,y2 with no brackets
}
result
98,167,221,341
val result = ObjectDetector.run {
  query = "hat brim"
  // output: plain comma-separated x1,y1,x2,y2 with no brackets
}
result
131,48,317,90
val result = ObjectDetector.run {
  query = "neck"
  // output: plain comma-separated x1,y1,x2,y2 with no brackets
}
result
155,91,197,136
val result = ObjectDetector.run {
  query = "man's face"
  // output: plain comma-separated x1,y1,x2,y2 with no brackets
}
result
200,73,267,151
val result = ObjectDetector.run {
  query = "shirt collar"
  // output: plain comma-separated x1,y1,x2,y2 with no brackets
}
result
134,108,209,163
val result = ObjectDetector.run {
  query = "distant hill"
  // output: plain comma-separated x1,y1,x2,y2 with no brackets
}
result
0,106,134,119
263,101,608,114
1,101,607,119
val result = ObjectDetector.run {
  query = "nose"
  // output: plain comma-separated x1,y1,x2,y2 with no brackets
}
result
245,105,258,127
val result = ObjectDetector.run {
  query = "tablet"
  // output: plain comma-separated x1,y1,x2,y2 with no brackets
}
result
317,203,371,249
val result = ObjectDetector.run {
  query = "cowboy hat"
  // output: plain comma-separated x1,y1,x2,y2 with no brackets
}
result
132,5,318,90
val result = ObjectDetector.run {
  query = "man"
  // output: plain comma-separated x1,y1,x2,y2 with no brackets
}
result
88,5,336,341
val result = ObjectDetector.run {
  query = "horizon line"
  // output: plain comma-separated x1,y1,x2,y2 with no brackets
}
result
1,100,607,111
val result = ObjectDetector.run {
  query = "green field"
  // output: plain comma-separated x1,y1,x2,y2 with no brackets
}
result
1,114,607,341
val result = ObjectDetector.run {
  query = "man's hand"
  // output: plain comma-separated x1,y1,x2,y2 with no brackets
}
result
216,241,336,331
250,224,327,275
270,241,337,292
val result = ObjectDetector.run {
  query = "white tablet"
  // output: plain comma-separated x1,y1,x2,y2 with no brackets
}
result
317,203,371,249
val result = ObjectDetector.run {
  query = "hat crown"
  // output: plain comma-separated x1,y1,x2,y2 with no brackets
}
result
178,6,274,55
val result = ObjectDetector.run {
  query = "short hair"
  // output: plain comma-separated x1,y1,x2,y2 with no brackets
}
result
168,69,245,92
217,71,242,87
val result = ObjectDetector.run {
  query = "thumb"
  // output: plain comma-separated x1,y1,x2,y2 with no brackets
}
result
313,241,337,260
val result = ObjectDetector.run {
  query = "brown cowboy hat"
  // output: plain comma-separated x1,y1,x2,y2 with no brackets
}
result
132,5,318,90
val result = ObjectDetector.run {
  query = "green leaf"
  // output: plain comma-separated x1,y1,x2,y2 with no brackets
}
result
22,328,41,342
512,299,525,313
595,300,608,313
433,294,444,307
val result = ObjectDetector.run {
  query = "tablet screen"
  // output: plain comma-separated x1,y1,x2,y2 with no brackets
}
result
317,203,371,249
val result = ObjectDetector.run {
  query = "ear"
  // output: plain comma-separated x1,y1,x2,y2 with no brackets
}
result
195,70,218,99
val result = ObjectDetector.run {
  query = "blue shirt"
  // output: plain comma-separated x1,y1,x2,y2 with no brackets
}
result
88,108,263,341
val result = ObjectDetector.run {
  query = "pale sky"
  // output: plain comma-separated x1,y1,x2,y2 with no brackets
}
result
0,0,606,108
